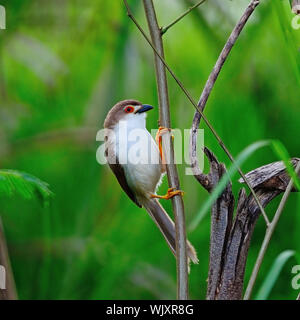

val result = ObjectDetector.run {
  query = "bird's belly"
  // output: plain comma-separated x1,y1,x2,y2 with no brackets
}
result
123,138,163,196
115,124,163,197
125,162,162,196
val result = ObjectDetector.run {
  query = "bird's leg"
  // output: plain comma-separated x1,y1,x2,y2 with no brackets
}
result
151,188,184,200
156,126,169,165
155,127,174,166
154,128,183,199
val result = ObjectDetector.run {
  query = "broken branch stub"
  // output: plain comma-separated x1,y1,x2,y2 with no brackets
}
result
202,153,299,300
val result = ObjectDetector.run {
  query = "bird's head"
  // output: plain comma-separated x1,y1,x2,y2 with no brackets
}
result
104,100,154,129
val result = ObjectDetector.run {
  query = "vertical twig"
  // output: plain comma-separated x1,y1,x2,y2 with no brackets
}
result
190,0,269,226
196,0,261,112
244,161,300,300
0,218,18,300
142,0,189,300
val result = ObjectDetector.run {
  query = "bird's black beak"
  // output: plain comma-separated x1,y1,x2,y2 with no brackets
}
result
135,104,154,114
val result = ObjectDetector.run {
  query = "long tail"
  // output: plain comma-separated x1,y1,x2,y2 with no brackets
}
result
142,198,198,265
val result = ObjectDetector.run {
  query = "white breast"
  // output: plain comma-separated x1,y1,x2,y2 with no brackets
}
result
114,114,163,199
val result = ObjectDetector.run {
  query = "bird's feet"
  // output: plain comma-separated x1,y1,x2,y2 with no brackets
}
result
155,127,174,164
155,126,171,141
151,188,184,200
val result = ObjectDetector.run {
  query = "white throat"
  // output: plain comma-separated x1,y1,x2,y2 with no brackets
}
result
122,112,147,130
111,112,163,197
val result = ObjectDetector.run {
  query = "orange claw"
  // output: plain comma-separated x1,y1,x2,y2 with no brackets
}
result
151,188,184,200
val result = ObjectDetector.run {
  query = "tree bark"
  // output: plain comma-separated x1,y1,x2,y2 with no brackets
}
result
204,157,300,300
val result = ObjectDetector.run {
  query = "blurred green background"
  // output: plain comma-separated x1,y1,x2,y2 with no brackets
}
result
0,0,299,300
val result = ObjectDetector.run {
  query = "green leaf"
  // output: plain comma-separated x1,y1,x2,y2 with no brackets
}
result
273,0,300,87
189,140,270,231
271,140,300,191
0,170,53,206
255,250,295,300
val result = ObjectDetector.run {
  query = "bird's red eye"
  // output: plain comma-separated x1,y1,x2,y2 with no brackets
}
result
124,106,134,113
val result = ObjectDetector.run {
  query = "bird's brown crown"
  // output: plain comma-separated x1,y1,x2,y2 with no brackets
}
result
104,99,142,128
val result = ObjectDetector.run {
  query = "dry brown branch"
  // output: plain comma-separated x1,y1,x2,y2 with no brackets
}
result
205,157,300,299
203,148,234,299
142,0,189,300
244,160,300,299
189,0,269,225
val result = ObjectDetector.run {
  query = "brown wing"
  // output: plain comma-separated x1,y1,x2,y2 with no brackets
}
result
108,159,142,208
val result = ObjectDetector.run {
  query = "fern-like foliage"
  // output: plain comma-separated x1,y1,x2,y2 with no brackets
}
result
0,169,53,205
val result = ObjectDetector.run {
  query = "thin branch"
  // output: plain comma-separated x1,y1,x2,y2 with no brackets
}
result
123,0,267,227
196,0,260,112
244,161,300,300
189,0,270,226
142,0,189,300
161,0,206,35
